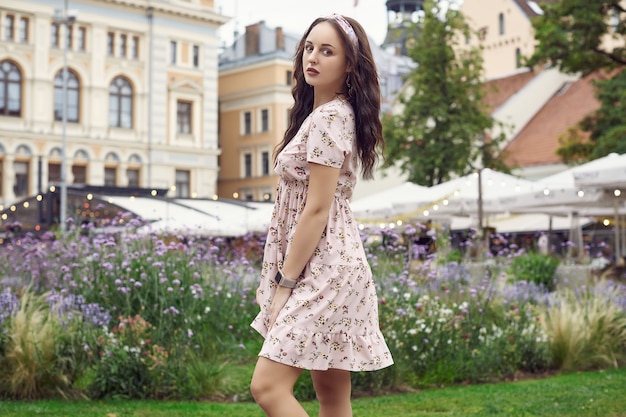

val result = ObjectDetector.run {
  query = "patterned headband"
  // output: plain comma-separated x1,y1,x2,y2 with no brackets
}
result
327,14,358,48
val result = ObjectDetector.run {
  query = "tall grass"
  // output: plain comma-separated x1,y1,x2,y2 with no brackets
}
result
541,282,626,370
0,291,68,399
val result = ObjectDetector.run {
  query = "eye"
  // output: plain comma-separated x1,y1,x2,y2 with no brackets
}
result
305,44,314,52
322,49,333,56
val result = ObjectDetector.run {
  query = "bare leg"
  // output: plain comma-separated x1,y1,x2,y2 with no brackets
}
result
311,368,352,417
250,357,308,417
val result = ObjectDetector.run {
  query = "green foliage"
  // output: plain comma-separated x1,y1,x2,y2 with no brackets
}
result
528,0,626,74
1,229,625,402
528,0,626,161
381,289,550,388
382,0,508,186
509,252,560,292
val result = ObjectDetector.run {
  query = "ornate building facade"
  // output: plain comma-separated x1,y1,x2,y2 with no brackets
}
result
0,0,227,210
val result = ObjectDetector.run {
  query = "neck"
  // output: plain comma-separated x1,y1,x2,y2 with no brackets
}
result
312,91,346,110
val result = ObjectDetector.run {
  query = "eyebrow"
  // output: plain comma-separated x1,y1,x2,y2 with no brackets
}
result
305,40,336,49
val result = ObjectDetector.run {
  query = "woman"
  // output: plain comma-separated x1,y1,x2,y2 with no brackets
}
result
250,14,393,417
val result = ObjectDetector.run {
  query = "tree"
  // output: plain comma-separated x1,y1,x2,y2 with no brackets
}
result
382,0,508,187
528,0,626,161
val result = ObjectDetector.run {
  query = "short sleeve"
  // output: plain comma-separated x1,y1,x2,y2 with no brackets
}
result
306,104,354,168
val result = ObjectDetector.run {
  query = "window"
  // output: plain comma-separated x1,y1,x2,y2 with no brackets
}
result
120,34,127,57
286,70,292,86
107,32,114,55
78,27,86,51
72,165,86,184
13,161,28,198
48,163,61,183
499,13,505,35
261,108,269,132
478,26,487,41
65,25,72,48
5,15,14,41
19,17,28,43
177,101,192,134
175,170,190,198
243,111,252,135
104,167,116,186
170,41,177,64
131,36,139,59
244,153,252,178
261,151,270,176
515,48,522,68
51,24,59,47
109,77,133,128
54,69,80,122
126,168,139,187
0,61,22,117
193,45,200,68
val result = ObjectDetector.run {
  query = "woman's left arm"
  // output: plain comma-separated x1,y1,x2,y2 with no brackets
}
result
268,162,340,327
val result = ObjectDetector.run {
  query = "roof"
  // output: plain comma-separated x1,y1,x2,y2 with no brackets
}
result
219,21,301,68
483,69,538,113
502,71,604,167
513,0,559,18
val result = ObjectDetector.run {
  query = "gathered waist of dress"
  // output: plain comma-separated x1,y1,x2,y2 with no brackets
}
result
278,178,352,201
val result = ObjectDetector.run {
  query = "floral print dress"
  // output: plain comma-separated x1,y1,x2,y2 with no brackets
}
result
250,97,393,372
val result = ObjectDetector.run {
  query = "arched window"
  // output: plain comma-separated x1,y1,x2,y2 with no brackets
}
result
104,152,120,186
0,61,22,117
109,76,133,128
127,153,141,187
499,13,505,35
54,69,80,122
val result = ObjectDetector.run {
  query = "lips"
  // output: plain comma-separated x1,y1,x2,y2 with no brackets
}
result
306,68,319,75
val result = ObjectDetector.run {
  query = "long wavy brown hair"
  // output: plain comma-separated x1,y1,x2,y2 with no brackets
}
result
274,15,384,180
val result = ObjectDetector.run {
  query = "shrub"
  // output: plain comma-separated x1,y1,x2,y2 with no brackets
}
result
509,252,560,291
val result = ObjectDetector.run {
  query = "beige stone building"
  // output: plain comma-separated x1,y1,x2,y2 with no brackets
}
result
460,0,551,80
217,22,297,202
0,0,228,211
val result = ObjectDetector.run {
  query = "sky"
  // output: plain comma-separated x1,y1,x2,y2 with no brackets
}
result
215,0,390,48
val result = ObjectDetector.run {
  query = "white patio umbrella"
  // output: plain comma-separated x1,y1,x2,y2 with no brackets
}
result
350,182,429,222
106,196,249,236
498,155,626,261
572,152,626,190
572,153,626,263
392,169,538,219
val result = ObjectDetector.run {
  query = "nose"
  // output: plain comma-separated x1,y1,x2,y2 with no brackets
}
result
307,49,318,63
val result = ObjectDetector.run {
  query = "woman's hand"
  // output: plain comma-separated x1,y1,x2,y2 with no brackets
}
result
268,286,292,329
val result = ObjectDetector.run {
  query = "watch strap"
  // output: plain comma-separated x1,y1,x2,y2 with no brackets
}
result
274,269,297,288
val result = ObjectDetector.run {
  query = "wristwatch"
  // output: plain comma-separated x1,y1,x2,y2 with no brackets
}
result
274,268,297,288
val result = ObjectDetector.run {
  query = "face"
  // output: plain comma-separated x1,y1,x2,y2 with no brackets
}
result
302,21,349,94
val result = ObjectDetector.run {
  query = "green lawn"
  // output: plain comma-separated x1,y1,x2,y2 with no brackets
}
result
1,368,625,417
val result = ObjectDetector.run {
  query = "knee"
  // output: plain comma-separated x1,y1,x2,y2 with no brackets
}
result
314,378,341,403
250,374,276,408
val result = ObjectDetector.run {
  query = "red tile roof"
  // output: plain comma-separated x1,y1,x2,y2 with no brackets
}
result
483,69,538,113
501,72,604,167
